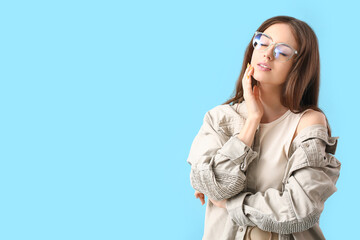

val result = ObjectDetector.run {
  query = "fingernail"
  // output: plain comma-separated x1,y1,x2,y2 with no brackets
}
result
247,62,249,68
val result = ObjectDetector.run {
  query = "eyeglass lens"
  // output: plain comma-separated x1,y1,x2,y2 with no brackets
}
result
253,33,294,62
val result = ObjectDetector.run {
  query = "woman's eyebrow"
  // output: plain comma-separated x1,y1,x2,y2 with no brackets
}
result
266,33,293,46
264,32,273,40
264,32,296,49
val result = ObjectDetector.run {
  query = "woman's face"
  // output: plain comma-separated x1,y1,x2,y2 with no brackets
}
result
250,23,298,86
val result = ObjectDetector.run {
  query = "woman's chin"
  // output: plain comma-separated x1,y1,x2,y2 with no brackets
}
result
253,73,268,83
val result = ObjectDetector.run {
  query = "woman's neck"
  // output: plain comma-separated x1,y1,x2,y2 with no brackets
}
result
257,83,288,123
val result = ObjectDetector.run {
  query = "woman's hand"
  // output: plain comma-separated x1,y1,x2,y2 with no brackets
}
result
242,63,264,120
194,190,205,205
209,198,227,208
194,191,227,208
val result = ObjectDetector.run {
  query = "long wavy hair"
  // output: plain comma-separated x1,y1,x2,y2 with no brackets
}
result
222,15,332,136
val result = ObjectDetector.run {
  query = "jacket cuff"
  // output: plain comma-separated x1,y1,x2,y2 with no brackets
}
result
218,135,258,171
226,192,253,226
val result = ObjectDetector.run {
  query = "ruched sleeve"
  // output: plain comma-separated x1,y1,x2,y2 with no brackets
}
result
225,124,341,234
186,111,258,201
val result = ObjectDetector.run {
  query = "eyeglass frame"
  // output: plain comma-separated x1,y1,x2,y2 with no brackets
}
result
252,31,298,62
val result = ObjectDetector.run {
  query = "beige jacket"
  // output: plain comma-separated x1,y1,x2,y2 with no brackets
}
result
186,102,341,240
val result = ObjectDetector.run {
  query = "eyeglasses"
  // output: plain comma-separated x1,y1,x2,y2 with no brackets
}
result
252,31,298,62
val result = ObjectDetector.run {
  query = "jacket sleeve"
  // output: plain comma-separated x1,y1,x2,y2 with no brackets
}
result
186,110,258,201
225,124,341,234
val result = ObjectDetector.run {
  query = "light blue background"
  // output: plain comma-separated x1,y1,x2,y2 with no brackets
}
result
0,0,357,239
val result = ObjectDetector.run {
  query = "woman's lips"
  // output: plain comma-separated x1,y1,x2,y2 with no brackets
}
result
257,64,271,71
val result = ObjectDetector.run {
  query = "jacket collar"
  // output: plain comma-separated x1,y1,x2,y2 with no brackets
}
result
216,102,248,137
290,124,339,155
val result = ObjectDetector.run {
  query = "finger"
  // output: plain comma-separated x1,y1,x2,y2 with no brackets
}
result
247,65,254,76
249,66,255,82
245,62,252,76
246,62,250,72
253,85,258,97
244,65,250,80
245,69,253,95
245,63,251,76
249,65,254,77
243,63,250,80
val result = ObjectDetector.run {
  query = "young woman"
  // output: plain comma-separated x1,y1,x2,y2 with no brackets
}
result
186,15,341,240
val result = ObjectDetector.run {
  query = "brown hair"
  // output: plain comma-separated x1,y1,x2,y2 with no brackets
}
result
222,15,332,136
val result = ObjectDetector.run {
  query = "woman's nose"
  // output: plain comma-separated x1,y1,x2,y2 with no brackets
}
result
263,43,275,60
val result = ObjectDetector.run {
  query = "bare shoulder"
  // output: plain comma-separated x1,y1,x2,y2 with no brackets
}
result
293,109,328,139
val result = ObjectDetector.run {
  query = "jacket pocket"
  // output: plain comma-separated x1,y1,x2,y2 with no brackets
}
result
217,121,244,137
